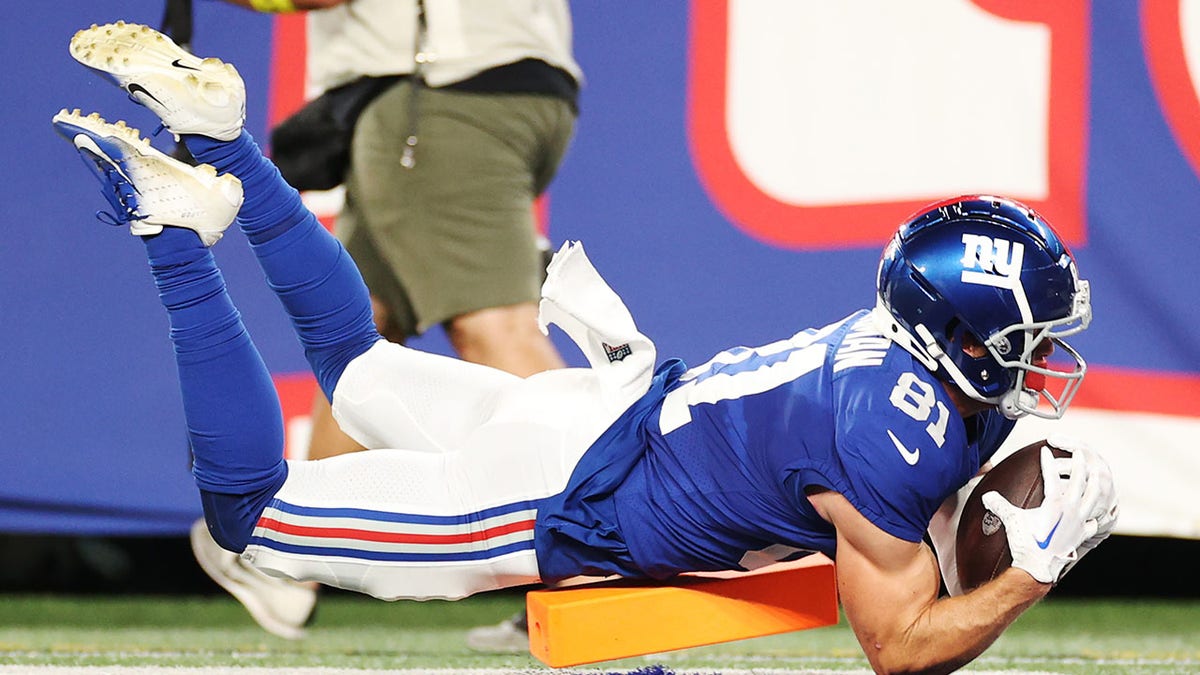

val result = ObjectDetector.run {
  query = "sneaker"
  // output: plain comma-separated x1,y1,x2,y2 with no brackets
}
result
52,109,242,246
190,518,318,640
465,610,530,653
69,21,245,141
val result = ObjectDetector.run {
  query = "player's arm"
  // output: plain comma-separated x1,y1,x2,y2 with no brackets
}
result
809,444,1115,674
810,488,1048,674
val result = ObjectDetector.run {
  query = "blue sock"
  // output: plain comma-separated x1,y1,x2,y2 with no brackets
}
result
143,226,288,550
182,132,380,400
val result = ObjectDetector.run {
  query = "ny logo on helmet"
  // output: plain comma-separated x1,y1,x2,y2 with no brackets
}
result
960,233,1024,290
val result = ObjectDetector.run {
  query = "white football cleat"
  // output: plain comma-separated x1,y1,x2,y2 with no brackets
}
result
465,611,530,653
190,518,318,641
53,109,242,246
69,21,246,141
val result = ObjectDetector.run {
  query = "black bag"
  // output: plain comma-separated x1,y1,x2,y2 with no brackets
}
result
270,75,404,191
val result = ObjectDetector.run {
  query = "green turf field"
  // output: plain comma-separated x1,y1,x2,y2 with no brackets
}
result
0,593,1196,673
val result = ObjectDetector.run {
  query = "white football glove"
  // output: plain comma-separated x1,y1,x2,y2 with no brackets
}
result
1045,436,1120,571
981,441,1116,585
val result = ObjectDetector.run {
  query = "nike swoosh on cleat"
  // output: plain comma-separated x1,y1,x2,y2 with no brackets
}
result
1036,516,1063,549
171,58,201,71
886,430,920,466
72,133,136,188
126,82,164,106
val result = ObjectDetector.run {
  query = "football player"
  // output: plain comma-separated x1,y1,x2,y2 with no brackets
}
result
55,22,1117,673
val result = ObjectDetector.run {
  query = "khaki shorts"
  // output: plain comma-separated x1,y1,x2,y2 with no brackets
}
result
337,80,577,338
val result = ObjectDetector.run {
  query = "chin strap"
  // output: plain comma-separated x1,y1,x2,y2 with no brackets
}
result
998,387,1037,420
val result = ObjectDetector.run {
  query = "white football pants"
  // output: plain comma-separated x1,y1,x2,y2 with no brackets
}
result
241,243,657,601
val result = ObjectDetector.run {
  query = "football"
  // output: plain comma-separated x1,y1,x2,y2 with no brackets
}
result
955,440,1071,592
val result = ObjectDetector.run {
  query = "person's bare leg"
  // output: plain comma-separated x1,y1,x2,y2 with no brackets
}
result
305,392,367,460
447,302,566,376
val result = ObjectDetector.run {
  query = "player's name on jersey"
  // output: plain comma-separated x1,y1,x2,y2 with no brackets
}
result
833,316,891,373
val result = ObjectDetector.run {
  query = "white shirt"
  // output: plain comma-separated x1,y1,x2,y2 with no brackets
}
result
305,0,583,95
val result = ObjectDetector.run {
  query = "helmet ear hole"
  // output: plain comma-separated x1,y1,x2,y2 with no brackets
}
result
961,335,988,358
947,320,985,358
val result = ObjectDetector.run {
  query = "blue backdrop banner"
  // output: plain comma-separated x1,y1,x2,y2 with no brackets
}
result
2,1,1196,538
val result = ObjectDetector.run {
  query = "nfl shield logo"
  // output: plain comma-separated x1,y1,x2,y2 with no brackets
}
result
603,342,632,363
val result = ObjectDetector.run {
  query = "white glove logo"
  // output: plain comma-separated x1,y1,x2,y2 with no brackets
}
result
1034,515,1063,550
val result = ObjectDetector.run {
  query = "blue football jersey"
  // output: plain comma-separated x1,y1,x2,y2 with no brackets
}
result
535,310,1014,582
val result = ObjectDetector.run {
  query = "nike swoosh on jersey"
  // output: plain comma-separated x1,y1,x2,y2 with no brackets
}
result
887,430,920,465
1036,515,1063,549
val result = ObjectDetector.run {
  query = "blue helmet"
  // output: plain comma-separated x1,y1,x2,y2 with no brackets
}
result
875,195,1091,420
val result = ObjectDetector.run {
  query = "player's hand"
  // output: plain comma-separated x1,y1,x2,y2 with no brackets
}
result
981,446,1107,584
1045,436,1119,565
